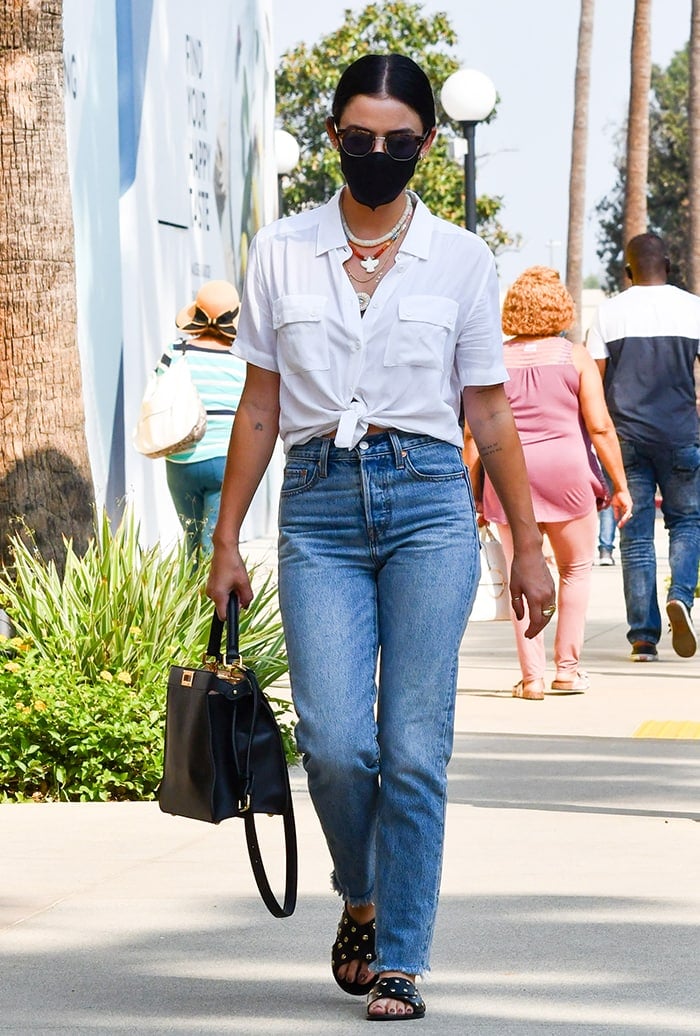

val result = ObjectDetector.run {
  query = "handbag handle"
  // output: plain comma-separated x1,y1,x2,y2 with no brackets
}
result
206,593,242,665
206,595,298,917
244,809,297,918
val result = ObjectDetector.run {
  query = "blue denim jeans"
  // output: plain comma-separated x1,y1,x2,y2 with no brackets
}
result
165,456,226,557
618,439,700,645
277,432,479,975
597,469,617,553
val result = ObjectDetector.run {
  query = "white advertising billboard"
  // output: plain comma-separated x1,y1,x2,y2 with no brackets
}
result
63,0,279,546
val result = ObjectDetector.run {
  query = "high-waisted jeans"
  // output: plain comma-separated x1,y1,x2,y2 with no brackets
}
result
277,432,479,975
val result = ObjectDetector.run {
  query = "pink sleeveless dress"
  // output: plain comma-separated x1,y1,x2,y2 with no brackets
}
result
482,337,606,524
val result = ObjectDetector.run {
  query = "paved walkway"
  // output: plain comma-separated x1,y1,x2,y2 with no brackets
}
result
1,522,698,1034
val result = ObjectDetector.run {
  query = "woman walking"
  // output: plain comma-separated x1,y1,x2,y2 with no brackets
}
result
468,266,632,699
206,55,554,1021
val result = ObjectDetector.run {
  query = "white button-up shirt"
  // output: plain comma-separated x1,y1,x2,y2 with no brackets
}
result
234,190,507,451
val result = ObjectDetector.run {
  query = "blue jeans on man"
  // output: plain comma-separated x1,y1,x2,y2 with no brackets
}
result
618,439,700,649
597,468,616,563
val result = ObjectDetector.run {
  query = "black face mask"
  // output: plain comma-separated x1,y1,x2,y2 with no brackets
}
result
340,151,420,210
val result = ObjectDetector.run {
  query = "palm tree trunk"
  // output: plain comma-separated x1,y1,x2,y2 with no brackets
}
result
566,0,595,343
689,0,700,294
623,0,652,255
0,0,94,569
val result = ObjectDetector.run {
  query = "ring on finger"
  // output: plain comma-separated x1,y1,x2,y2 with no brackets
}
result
542,605,556,617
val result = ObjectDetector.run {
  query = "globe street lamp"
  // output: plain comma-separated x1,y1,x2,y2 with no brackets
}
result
440,69,497,233
274,129,300,218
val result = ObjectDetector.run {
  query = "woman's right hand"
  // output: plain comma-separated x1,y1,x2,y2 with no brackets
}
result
205,544,254,618
611,487,634,528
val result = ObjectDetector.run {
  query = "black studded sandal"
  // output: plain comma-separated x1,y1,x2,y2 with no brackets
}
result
366,976,426,1021
331,905,377,996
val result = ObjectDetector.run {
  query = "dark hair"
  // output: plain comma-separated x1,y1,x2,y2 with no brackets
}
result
625,232,669,278
331,54,436,133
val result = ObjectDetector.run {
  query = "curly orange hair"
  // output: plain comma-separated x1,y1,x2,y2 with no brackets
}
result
501,266,575,337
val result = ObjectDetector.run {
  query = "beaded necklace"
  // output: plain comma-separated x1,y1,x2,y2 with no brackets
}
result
346,238,399,284
340,191,416,313
341,195,414,274
340,190,413,248
347,237,394,272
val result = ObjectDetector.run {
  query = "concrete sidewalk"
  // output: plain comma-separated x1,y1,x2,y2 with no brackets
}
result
1,523,699,1034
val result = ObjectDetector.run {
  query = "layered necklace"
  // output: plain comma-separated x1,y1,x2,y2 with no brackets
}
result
341,191,414,312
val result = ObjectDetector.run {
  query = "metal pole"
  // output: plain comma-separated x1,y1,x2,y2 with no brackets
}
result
463,121,477,233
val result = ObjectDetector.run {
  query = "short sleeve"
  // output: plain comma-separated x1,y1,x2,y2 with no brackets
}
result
454,248,508,387
232,231,280,373
586,310,609,360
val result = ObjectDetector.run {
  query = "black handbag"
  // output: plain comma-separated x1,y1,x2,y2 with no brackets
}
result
158,594,297,917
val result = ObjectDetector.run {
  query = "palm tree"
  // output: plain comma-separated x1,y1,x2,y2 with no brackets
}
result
623,0,653,253
689,0,700,294
566,0,595,343
0,0,94,569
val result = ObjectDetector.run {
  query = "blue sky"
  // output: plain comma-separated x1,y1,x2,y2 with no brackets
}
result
271,0,692,287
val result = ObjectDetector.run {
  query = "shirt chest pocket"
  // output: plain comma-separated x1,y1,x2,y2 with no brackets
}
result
384,296,458,370
272,295,330,374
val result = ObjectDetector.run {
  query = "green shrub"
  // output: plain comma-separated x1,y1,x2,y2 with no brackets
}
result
0,643,166,800
0,508,296,802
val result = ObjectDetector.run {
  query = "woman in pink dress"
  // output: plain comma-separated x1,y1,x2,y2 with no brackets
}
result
467,267,633,698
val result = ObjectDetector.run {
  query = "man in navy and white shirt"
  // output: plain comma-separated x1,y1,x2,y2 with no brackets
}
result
587,233,700,662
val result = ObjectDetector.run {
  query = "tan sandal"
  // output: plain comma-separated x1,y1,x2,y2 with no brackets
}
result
512,678,545,700
550,671,589,693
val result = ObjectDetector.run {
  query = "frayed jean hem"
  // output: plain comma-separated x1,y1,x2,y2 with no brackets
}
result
331,872,374,907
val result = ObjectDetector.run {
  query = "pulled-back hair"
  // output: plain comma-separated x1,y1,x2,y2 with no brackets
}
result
332,54,436,133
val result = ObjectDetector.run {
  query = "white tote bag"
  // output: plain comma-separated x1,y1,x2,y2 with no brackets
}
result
133,348,207,459
470,523,511,622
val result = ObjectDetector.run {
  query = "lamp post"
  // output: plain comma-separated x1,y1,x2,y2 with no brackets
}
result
274,129,300,218
440,69,497,233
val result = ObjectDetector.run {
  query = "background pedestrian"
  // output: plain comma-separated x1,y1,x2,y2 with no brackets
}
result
467,266,632,698
587,233,700,661
165,280,245,559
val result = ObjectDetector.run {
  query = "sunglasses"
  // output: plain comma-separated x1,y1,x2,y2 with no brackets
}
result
335,124,428,161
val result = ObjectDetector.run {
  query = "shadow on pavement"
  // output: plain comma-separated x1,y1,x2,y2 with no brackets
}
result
1,891,699,1034
449,732,700,822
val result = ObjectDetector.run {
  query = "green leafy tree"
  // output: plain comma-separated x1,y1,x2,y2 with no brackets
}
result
596,43,690,291
275,1,519,255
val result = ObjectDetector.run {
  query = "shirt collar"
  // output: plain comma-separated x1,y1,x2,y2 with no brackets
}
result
317,190,347,256
316,188,433,259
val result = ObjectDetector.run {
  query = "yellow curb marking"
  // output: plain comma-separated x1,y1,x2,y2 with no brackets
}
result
633,720,700,739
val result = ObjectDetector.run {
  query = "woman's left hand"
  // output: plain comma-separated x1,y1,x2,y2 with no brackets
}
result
509,546,557,638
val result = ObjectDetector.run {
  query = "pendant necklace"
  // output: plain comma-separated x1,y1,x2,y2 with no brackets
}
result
343,200,413,275
348,237,394,273
340,190,415,313
346,240,400,312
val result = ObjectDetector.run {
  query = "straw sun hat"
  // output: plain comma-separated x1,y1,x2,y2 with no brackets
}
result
501,265,575,337
175,279,240,339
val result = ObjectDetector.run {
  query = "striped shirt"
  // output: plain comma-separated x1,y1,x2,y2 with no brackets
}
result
164,340,246,463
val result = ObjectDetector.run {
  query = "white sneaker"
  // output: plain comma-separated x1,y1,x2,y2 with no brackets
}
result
666,600,697,658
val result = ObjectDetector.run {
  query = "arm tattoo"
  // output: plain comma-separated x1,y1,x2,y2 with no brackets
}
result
479,442,503,459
